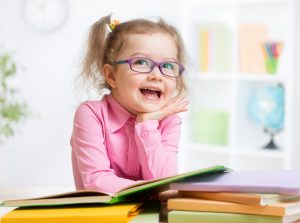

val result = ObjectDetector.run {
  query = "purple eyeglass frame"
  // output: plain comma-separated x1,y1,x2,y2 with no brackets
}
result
112,57,185,78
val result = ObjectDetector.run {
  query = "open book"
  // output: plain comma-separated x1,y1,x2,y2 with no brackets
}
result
1,165,228,207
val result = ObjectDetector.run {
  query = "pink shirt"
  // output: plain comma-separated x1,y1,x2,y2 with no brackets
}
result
71,94,182,194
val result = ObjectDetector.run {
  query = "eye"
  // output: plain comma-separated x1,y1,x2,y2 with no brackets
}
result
162,62,175,70
132,58,150,66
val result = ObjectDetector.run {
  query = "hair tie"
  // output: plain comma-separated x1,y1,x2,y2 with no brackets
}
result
109,19,120,31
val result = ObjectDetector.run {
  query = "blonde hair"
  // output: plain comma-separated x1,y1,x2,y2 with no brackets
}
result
81,14,187,95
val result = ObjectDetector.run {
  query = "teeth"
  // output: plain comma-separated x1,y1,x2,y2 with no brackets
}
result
142,87,161,92
140,87,162,99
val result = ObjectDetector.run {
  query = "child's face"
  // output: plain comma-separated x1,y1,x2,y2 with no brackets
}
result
108,33,179,115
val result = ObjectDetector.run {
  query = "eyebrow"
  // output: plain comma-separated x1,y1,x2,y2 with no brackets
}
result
129,52,178,62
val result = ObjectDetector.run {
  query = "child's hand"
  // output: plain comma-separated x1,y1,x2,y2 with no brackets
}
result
136,95,189,122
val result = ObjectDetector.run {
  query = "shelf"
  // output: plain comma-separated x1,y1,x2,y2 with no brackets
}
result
236,147,285,158
190,72,286,82
237,74,286,82
180,0,299,172
190,73,232,81
187,143,230,155
185,0,286,8
235,155,285,170
184,146,232,170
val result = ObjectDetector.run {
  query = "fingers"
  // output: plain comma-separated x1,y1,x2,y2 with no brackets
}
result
164,95,189,116
136,95,189,122
169,94,187,104
169,95,189,109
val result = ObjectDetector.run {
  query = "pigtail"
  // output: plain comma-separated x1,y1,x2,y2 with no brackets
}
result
80,15,112,93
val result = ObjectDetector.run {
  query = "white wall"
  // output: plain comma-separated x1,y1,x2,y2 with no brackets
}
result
0,0,181,188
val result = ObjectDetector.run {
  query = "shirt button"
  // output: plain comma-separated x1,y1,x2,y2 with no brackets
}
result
142,131,149,138
131,166,137,173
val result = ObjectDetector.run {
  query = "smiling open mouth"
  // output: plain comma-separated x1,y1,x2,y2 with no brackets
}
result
140,88,162,99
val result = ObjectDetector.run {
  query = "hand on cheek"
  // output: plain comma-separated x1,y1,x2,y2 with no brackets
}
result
136,94,189,123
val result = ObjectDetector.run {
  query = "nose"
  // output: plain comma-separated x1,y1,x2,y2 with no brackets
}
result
147,65,163,81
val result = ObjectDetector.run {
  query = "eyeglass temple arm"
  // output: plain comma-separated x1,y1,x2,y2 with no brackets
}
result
113,60,129,65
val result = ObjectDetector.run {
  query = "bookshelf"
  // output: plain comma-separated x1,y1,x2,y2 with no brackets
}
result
178,0,300,172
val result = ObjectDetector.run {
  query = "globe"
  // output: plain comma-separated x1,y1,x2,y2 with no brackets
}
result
249,85,284,149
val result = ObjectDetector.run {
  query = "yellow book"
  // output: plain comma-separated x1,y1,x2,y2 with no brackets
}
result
200,29,209,72
168,198,300,217
1,203,141,223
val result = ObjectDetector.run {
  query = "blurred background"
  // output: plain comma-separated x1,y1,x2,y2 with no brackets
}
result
0,0,299,190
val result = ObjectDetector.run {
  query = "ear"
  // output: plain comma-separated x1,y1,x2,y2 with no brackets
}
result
103,64,117,88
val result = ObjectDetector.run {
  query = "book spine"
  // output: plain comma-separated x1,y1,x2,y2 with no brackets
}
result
168,211,282,223
168,198,285,216
178,191,262,205
171,184,300,196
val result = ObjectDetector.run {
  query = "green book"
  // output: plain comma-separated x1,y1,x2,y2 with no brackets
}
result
129,201,160,223
168,210,300,223
1,165,228,207
193,109,229,145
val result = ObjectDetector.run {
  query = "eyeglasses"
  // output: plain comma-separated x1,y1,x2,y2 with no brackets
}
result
112,57,184,78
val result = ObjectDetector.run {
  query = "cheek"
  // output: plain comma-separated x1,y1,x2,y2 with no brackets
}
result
166,80,177,94
117,76,142,94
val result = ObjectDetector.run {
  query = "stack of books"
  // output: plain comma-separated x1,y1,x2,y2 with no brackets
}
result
199,23,232,73
168,170,300,223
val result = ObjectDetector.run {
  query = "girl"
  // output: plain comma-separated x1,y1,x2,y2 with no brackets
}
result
71,15,189,194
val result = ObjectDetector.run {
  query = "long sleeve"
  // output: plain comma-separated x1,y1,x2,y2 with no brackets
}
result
71,103,142,194
134,115,182,180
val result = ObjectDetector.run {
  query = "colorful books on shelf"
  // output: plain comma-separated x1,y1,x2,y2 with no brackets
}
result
1,165,228,207
168,169,300,223
239,23,268,73
199,23,232,73
1,202,161,223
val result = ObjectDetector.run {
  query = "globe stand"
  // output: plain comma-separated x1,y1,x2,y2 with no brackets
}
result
263,128,279,149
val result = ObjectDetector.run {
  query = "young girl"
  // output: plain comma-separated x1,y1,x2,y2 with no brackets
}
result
71,15,189,194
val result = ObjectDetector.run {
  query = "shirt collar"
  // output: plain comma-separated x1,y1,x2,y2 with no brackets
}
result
106,94,135,133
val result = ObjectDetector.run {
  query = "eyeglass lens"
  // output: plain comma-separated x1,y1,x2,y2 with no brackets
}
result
130,57,181,77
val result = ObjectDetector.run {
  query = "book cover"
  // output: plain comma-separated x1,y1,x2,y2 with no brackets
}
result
200,29,209,72
1,203,142,223
168,210,300,223
167,198,300,216
193,109,229,145
170,170,300,195
178,191,300,206
239,23,268,73
1,165,228,207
